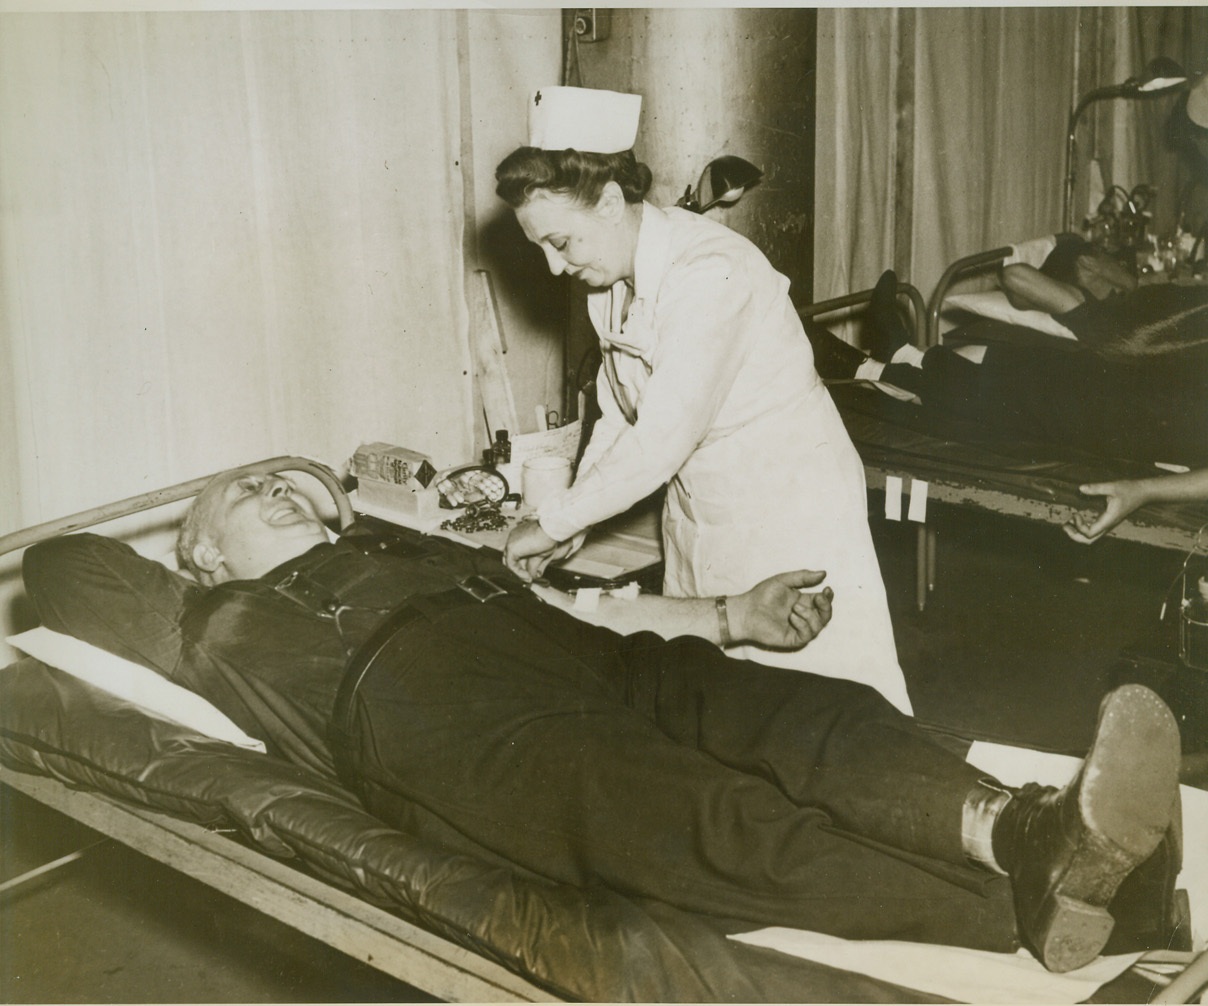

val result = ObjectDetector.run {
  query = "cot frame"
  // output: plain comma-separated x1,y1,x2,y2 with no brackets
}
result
0,456,557,1003
925,245,1015,347
923,248,1206,544
0,767,551,1002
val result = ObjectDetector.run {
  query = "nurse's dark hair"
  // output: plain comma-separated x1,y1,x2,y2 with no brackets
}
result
495,147,653,208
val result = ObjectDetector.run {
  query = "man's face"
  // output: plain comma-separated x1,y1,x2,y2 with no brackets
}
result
194,472,329,583
514,187,630,290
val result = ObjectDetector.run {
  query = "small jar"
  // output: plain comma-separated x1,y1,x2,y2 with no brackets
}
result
490,430,511,466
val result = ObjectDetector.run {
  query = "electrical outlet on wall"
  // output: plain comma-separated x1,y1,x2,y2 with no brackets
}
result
573,9,610,43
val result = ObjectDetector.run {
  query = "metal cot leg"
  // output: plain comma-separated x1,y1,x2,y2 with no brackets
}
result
926,526,937,596
914,524,938,612
915,525,927,612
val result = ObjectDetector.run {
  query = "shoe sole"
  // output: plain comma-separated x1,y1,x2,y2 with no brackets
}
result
1035,685,1181,972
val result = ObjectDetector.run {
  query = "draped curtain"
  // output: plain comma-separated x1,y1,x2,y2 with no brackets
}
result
815,7,1204,337
1,11,474,523
911,8,1078,296
0,10,561,652
813,8,903,316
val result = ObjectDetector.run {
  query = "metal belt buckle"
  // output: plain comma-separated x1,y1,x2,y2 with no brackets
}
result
275,570,340,620
457,574,509,603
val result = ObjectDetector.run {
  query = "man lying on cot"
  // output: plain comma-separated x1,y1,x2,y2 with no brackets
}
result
24,467,1186,973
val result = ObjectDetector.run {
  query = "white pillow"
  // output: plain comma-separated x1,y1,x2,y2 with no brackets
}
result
944,291,1077,341
7,626,266,753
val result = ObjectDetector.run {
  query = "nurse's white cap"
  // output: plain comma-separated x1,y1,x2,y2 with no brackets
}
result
528,86,642,154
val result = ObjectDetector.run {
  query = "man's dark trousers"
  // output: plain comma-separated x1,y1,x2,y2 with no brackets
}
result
339,593,1018,949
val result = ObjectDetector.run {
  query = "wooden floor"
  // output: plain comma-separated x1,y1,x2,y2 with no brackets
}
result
2,499,1205,1003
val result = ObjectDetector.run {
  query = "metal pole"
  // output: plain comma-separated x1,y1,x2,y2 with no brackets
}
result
0,840,110,895
1062,89,1117,233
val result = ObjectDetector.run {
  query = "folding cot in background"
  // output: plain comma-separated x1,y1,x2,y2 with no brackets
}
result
800,251,1208,612
4,456,1206,1003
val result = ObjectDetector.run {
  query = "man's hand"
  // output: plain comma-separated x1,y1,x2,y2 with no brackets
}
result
503,517,573,581
729,569,833,650
1064,480,1150,544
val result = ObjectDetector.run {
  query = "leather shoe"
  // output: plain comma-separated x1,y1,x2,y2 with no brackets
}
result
992,685,1181,973
866,270,912,362
1103,822,1190,954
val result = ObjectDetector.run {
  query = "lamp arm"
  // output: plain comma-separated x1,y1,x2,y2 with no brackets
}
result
1060,72,1190,232
1062,84,1133,232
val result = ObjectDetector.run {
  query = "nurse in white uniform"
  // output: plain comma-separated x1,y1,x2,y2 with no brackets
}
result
498,86,911,714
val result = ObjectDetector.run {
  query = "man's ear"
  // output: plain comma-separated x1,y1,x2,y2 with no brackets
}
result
191,541,224,576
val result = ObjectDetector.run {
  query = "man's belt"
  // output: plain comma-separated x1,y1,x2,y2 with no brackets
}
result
328,575,523,791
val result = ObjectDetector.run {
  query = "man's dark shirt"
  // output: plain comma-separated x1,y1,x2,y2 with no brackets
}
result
26,525,522,779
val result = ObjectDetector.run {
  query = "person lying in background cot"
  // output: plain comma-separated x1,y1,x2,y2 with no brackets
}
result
24,466,1186,973
806,243,1208,541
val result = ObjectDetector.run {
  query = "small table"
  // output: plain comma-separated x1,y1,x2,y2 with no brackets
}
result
351,490,664,593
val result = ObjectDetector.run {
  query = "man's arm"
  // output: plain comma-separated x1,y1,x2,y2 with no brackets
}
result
1000,263,1086,315
1064,468,1208,544
530,569,833,650
23,533,198,677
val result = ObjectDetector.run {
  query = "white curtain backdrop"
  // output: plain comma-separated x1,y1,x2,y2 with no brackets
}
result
814,8,902,315
1,11,474,522
816,7,1078,316
0,9,562,652
911,8,1078,297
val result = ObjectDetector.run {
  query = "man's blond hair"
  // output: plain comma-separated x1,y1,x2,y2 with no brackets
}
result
175,473,235,580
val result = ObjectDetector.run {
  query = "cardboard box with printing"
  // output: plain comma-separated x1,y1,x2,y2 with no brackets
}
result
350,443,437,489
350,443,441,522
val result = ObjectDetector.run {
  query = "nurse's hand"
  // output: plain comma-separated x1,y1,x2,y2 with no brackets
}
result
503,517,572,582
731,569,833,650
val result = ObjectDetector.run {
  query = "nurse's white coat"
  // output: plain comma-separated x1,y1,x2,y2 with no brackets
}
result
536,204,912,714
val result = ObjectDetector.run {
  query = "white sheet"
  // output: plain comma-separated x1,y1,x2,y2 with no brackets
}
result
944,291,1077,341
730,930,1141,1003
7,627,266,753
731,741,1206,1003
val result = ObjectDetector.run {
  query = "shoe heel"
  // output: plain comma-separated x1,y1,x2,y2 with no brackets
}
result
1035,893,1115,973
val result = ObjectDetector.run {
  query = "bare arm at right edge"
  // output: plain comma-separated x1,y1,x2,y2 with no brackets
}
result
1064,468,1208,544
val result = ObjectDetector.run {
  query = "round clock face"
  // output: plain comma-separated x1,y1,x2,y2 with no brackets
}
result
437,465,510,507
